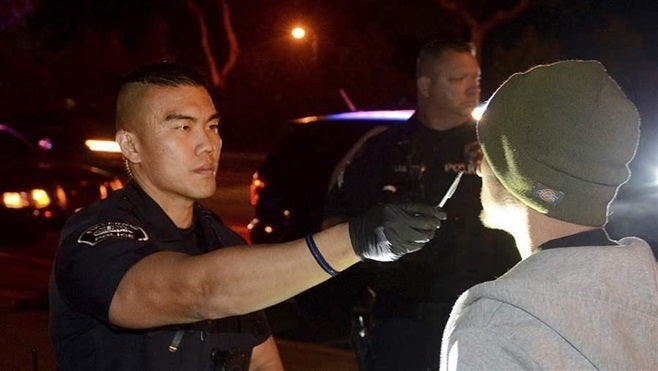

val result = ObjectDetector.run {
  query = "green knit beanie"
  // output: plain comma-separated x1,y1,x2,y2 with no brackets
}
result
477,60,640,226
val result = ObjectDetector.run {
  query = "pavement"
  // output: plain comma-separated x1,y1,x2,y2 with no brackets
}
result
0,152,359,370
0,250,54,371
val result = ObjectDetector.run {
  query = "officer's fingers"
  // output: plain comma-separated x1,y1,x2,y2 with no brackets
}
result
386,223,431,247
396,210,444,231
416,227,438,242
398,203,446,221
433,208,448,221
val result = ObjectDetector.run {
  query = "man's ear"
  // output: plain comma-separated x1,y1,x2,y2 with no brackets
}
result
116,130,140,163
417,76,431,99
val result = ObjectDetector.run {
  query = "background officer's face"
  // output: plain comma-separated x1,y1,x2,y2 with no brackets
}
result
426,51,481,120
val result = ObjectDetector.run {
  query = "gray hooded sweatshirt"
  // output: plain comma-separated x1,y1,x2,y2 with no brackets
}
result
440,236,658,370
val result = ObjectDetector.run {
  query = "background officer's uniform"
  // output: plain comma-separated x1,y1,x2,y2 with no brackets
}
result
324,114,521,370
49,181,270,370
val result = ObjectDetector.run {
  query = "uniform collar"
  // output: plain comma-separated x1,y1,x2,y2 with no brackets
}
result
407,112,475,134
123,181,205,243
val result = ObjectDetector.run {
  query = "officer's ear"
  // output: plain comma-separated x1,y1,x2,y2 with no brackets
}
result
417,76,431,99
116,130,141,163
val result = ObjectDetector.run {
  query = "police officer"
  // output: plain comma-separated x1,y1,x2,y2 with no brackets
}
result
323,39,521,370
48,62,445,370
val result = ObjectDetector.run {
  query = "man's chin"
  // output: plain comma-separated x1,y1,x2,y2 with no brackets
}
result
480,210,502,231
480,214,491,229
193,185,217,200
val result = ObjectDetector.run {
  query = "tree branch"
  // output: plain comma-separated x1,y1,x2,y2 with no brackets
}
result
436,0,530,62
481,0,530,32
186,0,222,89
218,0,240,84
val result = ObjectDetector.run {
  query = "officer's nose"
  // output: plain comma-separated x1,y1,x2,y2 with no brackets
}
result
198,130,221,156
467,77,481,97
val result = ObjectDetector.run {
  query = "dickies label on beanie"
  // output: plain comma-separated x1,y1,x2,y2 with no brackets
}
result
531,182,564,207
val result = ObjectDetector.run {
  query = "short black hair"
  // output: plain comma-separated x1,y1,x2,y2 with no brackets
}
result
115,62,211,131
416,39,475,77
119,61,209,89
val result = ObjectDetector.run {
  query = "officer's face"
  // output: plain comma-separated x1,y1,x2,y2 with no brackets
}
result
425,51,480,120
127,84,222,204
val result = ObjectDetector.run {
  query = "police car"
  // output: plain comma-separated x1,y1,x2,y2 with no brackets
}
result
0,123,123,241
247,110,413,244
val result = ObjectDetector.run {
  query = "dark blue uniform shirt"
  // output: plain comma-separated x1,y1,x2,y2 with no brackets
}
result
49,181,271,370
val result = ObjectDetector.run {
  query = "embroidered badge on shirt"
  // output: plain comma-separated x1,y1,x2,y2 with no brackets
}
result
77,222,149,246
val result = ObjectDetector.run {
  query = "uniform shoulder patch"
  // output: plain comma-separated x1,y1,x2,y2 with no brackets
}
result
77,222,149,246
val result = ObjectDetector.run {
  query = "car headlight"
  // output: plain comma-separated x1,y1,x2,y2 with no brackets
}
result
85,139,121,153
2,189,52,209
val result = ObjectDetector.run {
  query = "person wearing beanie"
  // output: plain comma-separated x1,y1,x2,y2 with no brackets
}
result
439,60,658,369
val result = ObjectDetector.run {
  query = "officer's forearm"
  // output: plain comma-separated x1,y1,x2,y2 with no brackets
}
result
109,223,359,328
200,223,358,318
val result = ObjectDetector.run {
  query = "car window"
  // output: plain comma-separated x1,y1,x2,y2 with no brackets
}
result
327,125,390,193
259,120,392,200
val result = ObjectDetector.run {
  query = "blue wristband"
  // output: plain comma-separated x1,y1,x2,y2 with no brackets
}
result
305,234,340,277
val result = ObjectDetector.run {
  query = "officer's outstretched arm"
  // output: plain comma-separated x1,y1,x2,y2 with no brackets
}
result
109,202,444,329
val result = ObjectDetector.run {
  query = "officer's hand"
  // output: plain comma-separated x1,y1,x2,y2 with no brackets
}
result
348,202,446,262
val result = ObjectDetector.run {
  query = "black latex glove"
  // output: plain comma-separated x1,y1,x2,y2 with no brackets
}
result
349,202,446,262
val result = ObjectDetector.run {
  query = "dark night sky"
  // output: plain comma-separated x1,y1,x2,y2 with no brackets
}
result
3,1,657,111
226,0,658,143
226,0,658,102
1,0,657,157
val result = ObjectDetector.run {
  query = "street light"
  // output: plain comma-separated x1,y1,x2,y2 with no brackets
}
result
290,25,318,63
291,26,306,40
